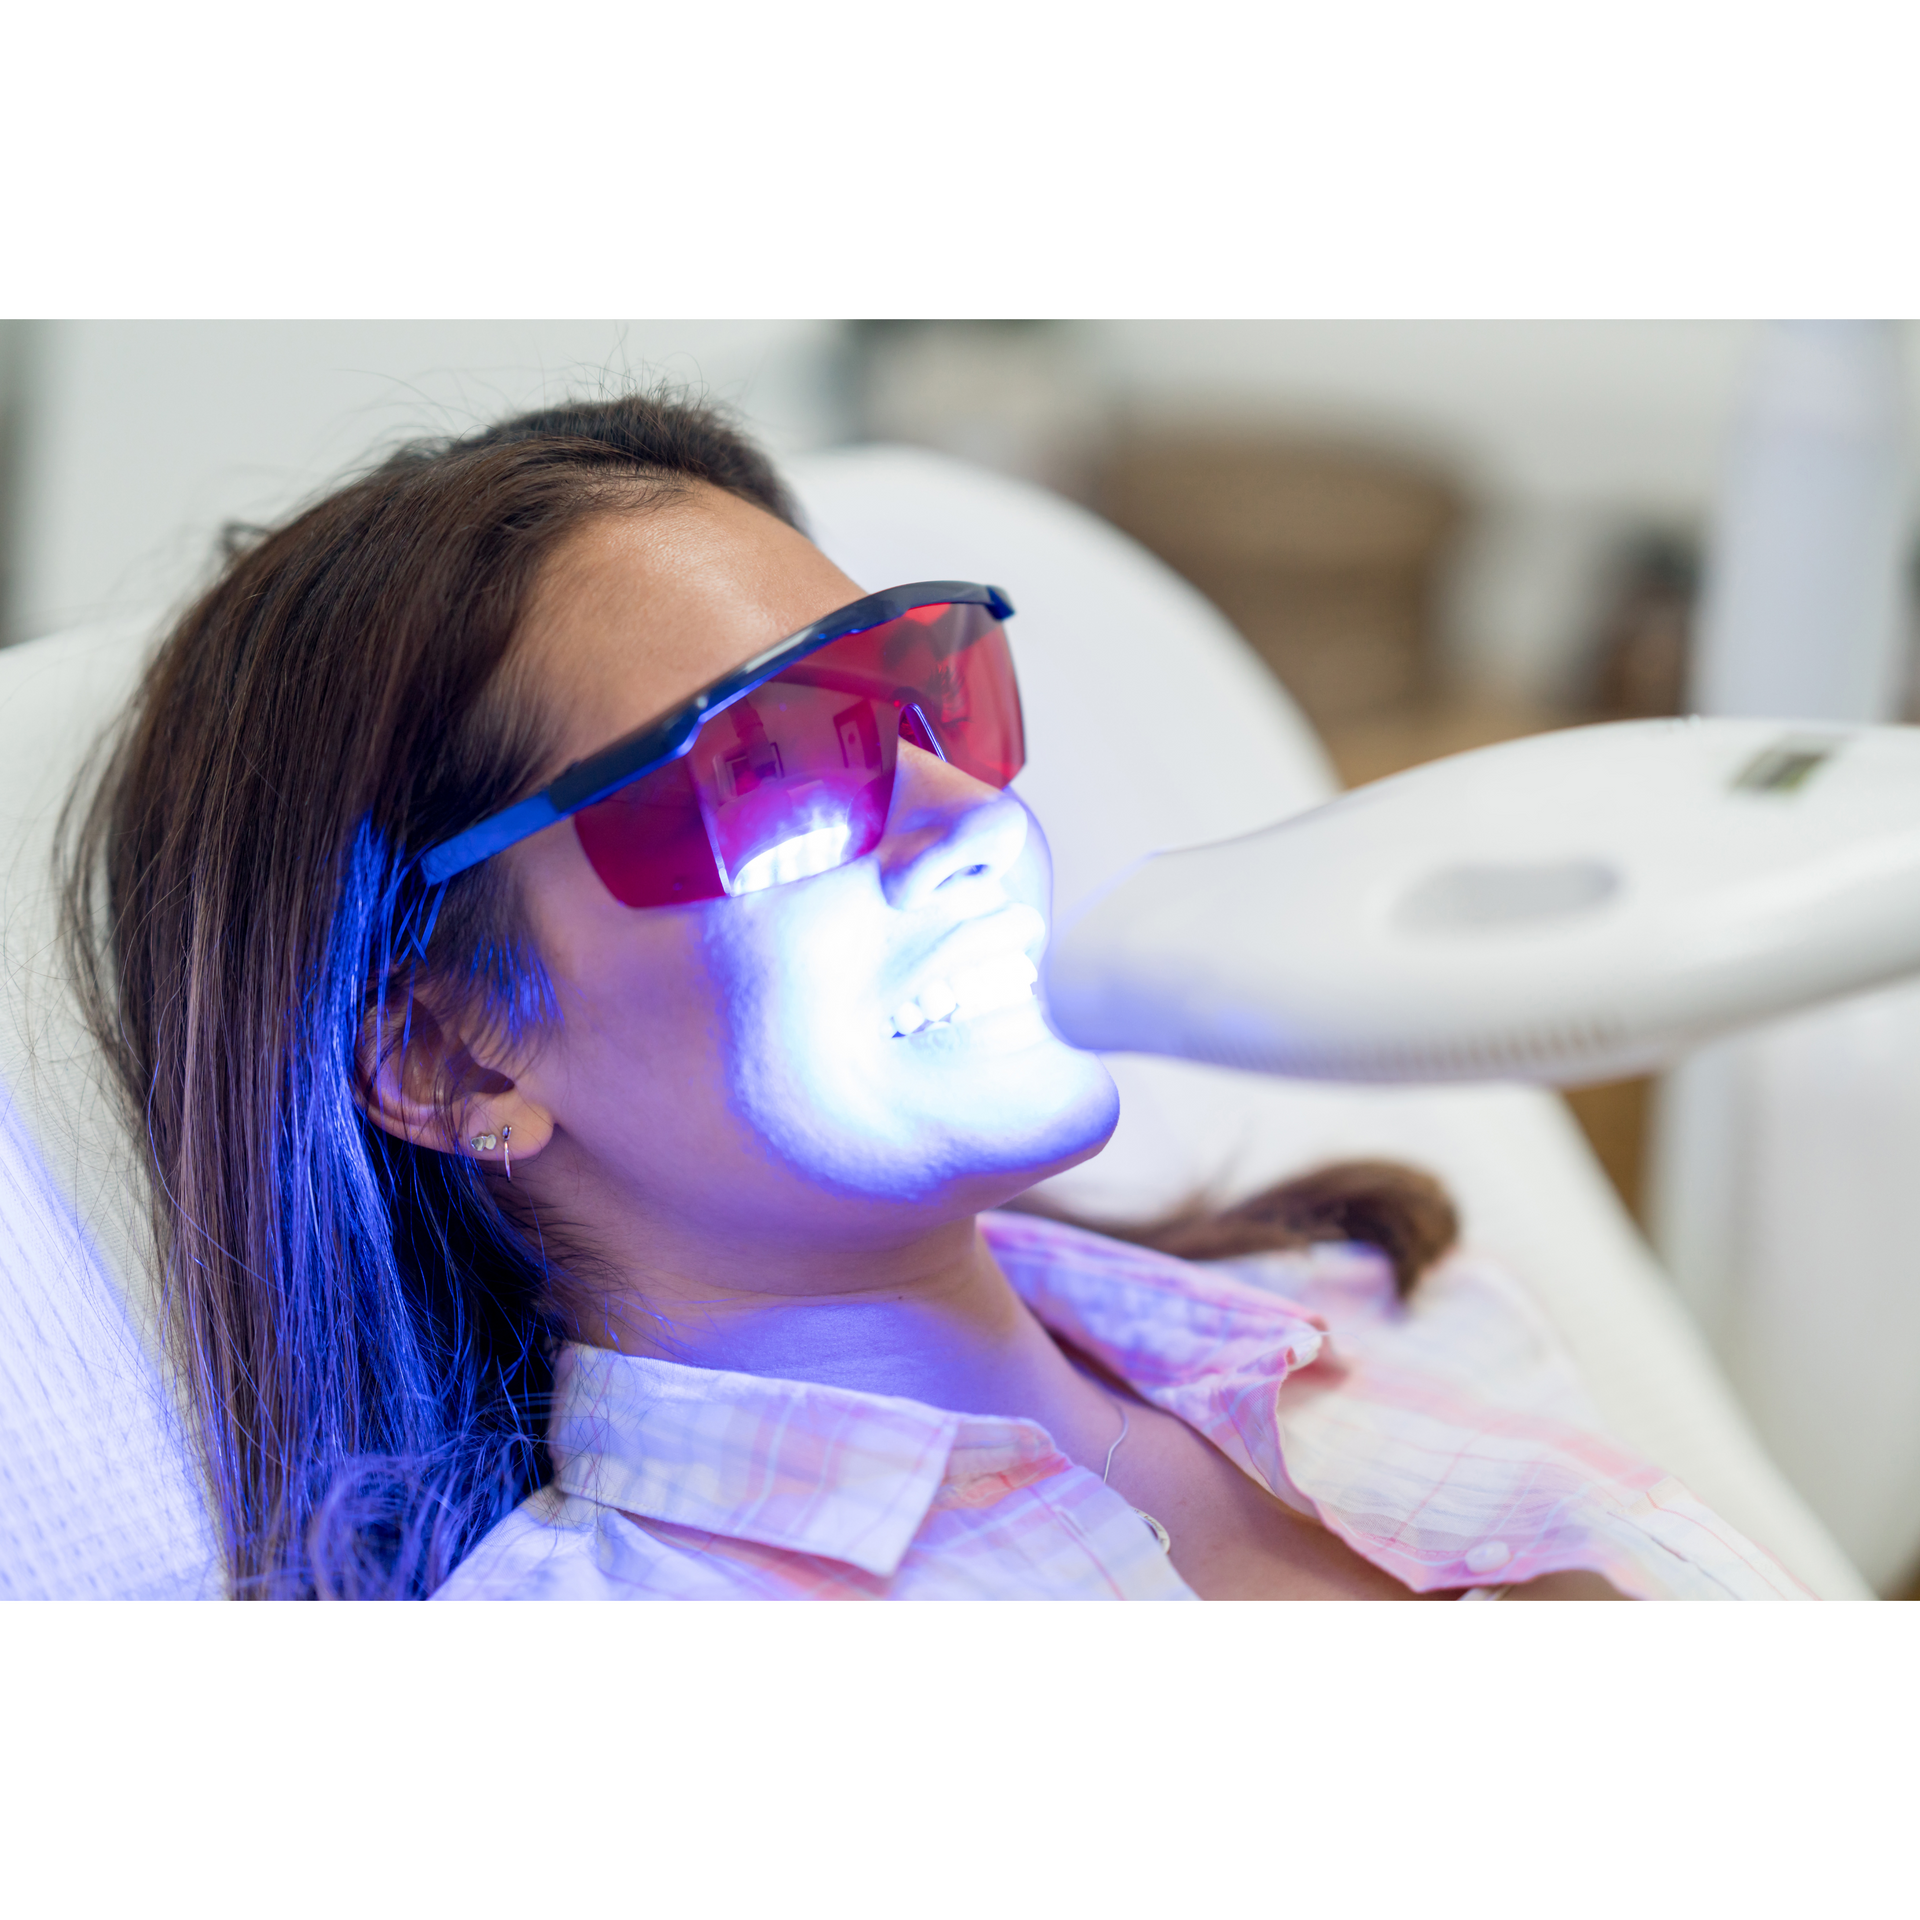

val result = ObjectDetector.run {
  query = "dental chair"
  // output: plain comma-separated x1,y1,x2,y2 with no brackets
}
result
0,445,1870,1599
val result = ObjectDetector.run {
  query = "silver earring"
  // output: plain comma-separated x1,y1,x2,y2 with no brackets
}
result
470,1130,498,1153
502,1126,513,1181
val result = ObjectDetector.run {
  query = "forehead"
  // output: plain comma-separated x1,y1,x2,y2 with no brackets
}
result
519,482,865,766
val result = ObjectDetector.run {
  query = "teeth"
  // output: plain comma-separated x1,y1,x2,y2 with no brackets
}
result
917,979,960,1023
887,952,1039,1038
953,952,1038,1013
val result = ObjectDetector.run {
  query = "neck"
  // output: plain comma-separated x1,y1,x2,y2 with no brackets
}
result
551,1207,1126,1466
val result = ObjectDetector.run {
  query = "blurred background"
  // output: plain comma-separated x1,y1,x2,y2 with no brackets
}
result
6,318,1920,1584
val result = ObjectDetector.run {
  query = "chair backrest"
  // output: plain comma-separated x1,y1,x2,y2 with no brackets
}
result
0,619,220,1597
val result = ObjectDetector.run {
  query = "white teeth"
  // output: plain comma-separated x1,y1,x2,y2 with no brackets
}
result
952,952,1039,1014
917,978,960,1023
887,951,1040,1037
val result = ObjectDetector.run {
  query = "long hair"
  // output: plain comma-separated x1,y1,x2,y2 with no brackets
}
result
61,391,798,1597
62,388,1454,1600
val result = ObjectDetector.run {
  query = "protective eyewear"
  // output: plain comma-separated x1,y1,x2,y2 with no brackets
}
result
419,582,1023,907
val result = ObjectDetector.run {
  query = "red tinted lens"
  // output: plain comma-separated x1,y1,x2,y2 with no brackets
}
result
781,602,1024,787
570,600,1021,909
684,682,899,895
573,757,727,909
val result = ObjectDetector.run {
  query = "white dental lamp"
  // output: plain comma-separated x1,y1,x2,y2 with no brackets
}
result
1043,711,1920,1087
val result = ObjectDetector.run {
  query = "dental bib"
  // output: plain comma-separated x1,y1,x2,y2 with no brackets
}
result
1044,717,1920,1086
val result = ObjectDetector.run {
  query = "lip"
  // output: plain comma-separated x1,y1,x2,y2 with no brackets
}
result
888,902,1047,1011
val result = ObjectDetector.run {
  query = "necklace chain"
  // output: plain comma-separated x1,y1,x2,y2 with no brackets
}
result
1098,1395,1172,1555
1101,1403,1130,1485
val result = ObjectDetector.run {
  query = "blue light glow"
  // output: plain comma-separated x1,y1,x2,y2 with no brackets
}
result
730,822,855,894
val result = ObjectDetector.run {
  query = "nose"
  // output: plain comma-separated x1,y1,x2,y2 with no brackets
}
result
875,742,1030,912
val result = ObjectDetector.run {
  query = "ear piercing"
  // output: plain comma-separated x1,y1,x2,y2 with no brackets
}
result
468,1126,514,1178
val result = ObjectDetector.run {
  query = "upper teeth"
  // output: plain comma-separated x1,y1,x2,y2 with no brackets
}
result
887,952,1039,1038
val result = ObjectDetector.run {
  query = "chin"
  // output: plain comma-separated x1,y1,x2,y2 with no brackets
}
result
930,1046,1122,1201
738,1004,1121,1208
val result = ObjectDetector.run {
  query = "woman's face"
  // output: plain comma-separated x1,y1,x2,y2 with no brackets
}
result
492,485,1120,1260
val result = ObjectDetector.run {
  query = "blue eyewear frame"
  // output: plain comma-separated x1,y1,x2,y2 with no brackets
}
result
418,580,1015,887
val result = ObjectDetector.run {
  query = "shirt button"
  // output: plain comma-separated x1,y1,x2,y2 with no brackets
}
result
1465,1540,1512,1574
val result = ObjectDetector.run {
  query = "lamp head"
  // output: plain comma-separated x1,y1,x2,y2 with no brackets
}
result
1044,718,1920,1087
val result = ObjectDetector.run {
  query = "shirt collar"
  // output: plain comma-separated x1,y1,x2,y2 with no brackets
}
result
549,1344,1070,1578
980,1211,1329,1502
548,1211,1327,1575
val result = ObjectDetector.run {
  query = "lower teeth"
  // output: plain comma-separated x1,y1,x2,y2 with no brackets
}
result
887,987,1033,1039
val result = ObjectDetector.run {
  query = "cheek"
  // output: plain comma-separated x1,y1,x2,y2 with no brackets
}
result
533,890,734,1130
703,874,903,1167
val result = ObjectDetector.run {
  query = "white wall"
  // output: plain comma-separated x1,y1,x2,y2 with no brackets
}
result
1091,321,1920,699
12,319,1917,703
1093,321,1763,504
6,320,847,642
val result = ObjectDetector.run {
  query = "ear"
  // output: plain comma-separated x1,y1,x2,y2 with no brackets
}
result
356,987,554,1173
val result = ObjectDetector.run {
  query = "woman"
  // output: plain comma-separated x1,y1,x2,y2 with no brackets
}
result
65,392,1801,1601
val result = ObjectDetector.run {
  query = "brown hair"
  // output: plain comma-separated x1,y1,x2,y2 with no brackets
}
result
63,389,1454,1599
1015,1159,1456,1300
63,392,798,1597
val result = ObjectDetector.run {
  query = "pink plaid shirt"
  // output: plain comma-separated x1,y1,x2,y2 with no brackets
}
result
434,1213,1810,1602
